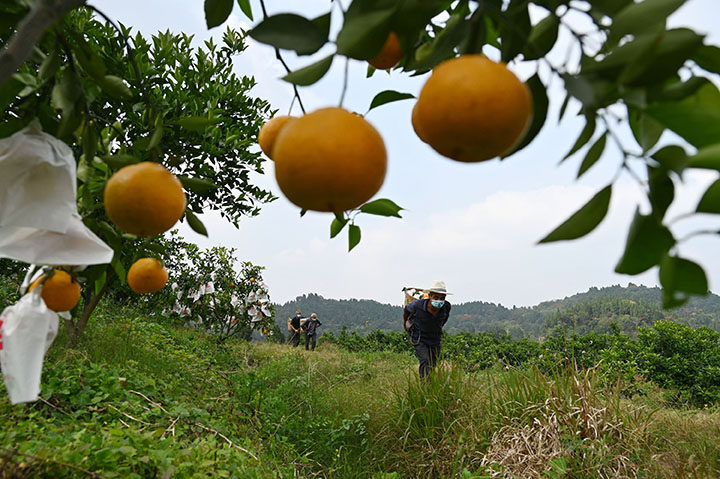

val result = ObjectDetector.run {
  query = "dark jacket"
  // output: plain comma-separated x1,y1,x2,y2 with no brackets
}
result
403,298,451,345
302,318,322,336
290,315,303,330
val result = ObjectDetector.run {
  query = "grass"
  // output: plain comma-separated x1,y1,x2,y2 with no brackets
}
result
2,305,720,478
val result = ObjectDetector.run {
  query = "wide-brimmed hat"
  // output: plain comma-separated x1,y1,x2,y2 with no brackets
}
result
425,280,452,295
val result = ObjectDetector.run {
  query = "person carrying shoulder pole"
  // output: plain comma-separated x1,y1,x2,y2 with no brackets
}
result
403,280,452,378
289,310,304,347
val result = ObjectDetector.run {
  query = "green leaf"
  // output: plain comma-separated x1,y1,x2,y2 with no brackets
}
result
687,143,720,170
98,75,133,101
660,255,709,297
94,270,107,296
578,133,606,177
615,210,675,275
282,55,334,86
563,116,596,161
648,166,675,220
0,76,23,112
236,0,252,20
538,185,612,243
692,45,720,74
586,29,703,87
359,198,404,217
525,14,559,60
173,116,221,131
415,13,470,69
185,209,208,236
249,14,327,55
147,126,163,151
348,224,361,252
111,256,126,285
205,0,234,29
145,243,167,255
39,52,61,80
82,121,98,161
336,8,396,60
367,90,414,113
312,12,332,38
497,0,531,63
330,217,348,238
696,179,720,214
509,74,548,154
53,69,82,112
102,154,140,170
629,110,665,152
611,0,685,37
646,103,720,149
651,145,688,174
178,175,220,193
657,76,710,102
72,34,107,80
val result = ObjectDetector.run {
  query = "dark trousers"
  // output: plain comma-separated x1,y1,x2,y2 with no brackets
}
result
305,333,317,351
291,331,301,347
412,340,441,378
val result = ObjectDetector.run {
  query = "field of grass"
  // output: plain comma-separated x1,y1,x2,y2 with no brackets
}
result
2,305,720,478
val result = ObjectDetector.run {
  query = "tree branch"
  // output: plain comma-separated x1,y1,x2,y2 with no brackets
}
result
0,0,87,87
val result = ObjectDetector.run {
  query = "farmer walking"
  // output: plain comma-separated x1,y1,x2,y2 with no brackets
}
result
289,311,304,347
302,313,322,351
403,280,452,378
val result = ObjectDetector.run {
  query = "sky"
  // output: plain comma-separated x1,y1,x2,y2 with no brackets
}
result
91,0,720,308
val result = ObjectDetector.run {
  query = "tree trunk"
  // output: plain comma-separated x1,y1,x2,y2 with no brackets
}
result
65,268,111,347
0,0,87,87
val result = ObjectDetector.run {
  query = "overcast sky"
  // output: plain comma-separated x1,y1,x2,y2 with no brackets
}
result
91,0,720,308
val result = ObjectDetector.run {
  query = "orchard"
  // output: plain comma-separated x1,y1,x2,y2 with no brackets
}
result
1,0,720,345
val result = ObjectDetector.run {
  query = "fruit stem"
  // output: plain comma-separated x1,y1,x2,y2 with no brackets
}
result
339,57,350,108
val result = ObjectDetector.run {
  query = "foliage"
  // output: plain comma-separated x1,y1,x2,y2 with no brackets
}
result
276,284,720,339
0,4,274,343
326,319,720,406
120,233,276,340
637,320,720,406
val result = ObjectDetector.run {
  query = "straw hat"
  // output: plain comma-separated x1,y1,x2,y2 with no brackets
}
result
425,280,452,295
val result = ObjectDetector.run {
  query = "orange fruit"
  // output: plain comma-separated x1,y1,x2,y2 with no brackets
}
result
369,32,403,70
127,258,168,294
412,55,533,162
273,107,387,213
104,162,186,236
258,115,296,159
28,270,81,312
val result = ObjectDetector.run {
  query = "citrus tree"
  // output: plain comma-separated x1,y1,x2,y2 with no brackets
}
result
1,4,275,343
161,241,275,341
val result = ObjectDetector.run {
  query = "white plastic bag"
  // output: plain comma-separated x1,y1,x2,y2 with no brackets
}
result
0,120,113,265
0,287,59,404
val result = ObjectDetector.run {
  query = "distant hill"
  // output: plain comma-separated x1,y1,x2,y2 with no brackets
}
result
274,284,720,339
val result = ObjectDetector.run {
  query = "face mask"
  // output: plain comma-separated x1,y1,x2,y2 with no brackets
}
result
431,299,445,309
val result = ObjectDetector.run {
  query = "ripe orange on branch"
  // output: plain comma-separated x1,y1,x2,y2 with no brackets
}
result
369,32,403,70
127,258,168,294
104,162,186,236
28,269,81,312
258,115,296,159
273,107,387,213
412,55,533,162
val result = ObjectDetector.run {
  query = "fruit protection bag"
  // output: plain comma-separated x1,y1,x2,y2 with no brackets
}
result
0,287,59,404
0,120,113,265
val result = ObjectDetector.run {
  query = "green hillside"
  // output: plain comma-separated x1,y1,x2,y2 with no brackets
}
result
275,284,720,339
